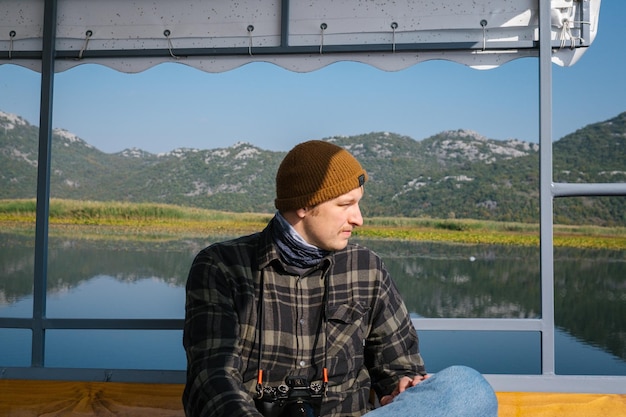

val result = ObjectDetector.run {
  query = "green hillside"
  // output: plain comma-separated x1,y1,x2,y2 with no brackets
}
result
1,110,624,225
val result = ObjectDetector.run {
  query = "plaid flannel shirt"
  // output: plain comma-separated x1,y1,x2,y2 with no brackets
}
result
183,217,425,417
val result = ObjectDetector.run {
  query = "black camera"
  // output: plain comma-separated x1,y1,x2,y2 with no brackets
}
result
255,376,323,417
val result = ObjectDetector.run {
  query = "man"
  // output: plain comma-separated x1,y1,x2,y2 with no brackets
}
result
183,140,497,417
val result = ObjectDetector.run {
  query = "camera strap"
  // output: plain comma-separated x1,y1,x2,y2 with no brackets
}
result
255,267,330,399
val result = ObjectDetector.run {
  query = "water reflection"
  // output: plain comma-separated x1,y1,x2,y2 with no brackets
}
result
0,235,198,312
1,233,624,374
383,248,541,319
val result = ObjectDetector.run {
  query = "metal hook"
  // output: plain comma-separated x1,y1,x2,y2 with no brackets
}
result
319,23,327,54
480,19,488,51
78,30,93,59
163,29,179,59
247,25,254,56
391,22,398,53
8,30,16,59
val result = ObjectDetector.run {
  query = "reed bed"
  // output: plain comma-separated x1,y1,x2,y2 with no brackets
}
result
1,199,624,250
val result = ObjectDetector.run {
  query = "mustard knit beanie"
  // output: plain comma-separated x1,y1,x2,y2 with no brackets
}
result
275,140,368,211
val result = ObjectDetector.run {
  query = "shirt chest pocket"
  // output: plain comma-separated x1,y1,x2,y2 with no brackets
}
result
325,302,370,376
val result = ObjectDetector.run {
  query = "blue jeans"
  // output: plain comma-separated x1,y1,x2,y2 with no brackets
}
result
363,366,498,417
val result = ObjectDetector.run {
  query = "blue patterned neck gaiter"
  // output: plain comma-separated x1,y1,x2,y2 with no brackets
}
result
271,212,330,268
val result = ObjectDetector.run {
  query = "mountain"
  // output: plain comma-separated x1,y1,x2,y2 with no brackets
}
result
1,110,625,225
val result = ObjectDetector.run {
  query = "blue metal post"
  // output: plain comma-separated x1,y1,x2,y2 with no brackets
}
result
538,0,556,376
32,0,58,367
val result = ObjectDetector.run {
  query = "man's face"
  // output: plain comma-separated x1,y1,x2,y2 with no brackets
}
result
297,187,364,251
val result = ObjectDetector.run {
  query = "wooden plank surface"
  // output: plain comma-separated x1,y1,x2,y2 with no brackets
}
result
496,391,626,417
0,380,184,417
1,380,626,416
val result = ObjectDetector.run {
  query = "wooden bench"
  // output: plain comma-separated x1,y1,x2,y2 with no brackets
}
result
1,380,625,416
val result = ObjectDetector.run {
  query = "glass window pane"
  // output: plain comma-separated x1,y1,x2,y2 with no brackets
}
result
554,243,626,376
0,234,36,318
46,330,185,370
0,64,41,318
0,329,32,367
362,240,541,319
419,330,541,375
46,240,189,319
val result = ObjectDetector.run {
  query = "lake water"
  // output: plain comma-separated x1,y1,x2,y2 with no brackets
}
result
1,233,625,376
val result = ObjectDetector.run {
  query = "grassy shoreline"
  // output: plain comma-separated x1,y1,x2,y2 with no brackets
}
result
1,199,625,250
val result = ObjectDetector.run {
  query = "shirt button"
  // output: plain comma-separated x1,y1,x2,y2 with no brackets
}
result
299,361,306,367
299,319,305,325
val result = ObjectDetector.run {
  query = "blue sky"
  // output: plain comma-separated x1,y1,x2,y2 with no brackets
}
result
1,2,624,154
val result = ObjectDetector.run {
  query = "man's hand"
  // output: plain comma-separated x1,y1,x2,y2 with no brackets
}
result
379,374,430,406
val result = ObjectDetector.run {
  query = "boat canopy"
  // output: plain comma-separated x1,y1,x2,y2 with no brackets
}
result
0,0,600,73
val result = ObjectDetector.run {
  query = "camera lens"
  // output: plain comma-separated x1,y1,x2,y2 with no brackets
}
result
282,401,317,417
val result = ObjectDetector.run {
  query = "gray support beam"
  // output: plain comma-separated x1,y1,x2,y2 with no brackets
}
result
538,0,556,377
580,0,591,46
23,40,536,60
412,318,544,332
553,182,626,197
0,367,186,384
0,317,183,330
280,0,290,48
485,374,626,394
32,0,58,367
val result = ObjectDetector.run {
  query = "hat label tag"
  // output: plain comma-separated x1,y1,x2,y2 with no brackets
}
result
358,174,365,186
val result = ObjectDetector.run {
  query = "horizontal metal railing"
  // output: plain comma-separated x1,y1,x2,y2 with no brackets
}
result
1,316,625,393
